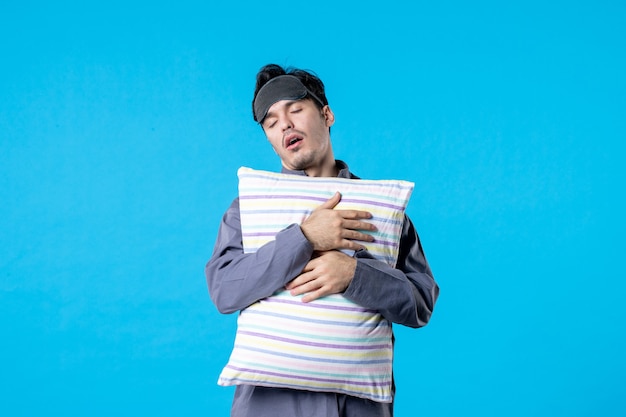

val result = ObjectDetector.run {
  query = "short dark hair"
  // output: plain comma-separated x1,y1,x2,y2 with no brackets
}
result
252,64,329,121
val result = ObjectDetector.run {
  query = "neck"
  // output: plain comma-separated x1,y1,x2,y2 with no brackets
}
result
304,154,338,178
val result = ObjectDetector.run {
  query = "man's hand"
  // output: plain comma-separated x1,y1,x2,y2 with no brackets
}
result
300,192,376,252
285,251,357,303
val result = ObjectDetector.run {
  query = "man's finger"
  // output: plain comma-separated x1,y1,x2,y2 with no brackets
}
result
289,278,320,296
343,219,377,232
302,288,327,303
344,230,375,243
315,192,341,211
340,239,367,251
337,209,373,220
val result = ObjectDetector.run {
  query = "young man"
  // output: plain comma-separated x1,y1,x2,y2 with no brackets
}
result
205,64,439,417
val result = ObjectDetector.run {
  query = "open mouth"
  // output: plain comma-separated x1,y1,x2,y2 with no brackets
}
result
284,134,303,149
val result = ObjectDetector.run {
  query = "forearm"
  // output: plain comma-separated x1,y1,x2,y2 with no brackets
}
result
343,217,439,328
345,258,437,327
205,200,314,314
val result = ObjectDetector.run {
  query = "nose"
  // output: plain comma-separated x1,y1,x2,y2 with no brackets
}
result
279,112,293,131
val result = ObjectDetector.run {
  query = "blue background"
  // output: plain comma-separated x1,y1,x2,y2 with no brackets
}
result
1,1,624,415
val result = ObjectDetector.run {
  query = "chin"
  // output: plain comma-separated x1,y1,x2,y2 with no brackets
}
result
288,156,317,172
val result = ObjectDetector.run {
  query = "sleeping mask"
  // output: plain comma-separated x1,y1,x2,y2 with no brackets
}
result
253,75,324,123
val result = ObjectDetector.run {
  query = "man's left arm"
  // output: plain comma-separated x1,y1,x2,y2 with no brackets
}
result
344,214,439,328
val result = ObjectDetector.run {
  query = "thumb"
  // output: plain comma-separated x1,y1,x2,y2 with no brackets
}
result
316,191,341,210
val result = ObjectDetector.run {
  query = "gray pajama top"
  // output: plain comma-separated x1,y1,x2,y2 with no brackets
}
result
205,161,439,417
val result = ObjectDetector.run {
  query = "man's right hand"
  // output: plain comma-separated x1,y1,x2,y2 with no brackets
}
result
300,192,377,252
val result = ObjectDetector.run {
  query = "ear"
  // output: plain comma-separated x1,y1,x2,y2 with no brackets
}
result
322,105,335,127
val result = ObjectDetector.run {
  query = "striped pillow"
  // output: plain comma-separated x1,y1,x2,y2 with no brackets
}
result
217,167,414,403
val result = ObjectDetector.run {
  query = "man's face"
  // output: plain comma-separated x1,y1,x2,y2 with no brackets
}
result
261,98,335,176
